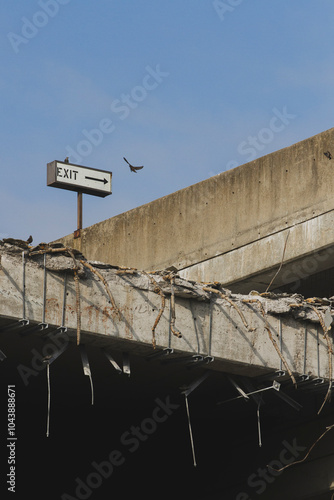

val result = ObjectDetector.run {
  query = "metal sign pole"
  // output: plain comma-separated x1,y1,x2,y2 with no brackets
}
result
47,159,112,237
77,191,83,231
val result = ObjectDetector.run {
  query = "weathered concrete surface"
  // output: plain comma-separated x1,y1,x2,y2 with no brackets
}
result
0,241,333,380
57,127,334,291
180,211,334,291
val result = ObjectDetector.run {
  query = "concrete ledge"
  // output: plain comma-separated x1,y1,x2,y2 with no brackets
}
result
180,210,334,290
0,242,333,380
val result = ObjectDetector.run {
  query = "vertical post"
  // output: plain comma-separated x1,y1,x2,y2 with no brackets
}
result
22,251,26,321
77,191,83,232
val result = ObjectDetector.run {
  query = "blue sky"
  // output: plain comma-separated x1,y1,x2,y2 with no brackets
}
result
1,1,334,243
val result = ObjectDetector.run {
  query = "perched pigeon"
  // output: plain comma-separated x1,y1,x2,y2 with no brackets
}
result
64,157,69,163
27,235,33,244
123,157,144,173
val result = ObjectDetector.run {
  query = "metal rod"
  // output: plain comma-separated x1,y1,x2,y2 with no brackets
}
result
103,351,122,374
279,317,283,372
298,326,310,381
61,273,67,326
186,355,214,369
228,376,250,401
237,385,274,398
22,251,26,320
182,372,211,398
45,343,68,365
274,389,302,411
88,375,94,406
317,326,321,379
79,345,94,405
208,298,213,357
42,254,47,324
218,380,280,405
190,300,200,354
304,326,308,375
122,352,131,376
168,298,172,349
257,401,262,447
184,395,197,467
46,362,50,437
77,191,83,230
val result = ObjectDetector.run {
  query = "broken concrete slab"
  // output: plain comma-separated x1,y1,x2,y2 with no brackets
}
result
0,241,333,382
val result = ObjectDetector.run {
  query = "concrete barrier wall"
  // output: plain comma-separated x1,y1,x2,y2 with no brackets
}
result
58,128,334,285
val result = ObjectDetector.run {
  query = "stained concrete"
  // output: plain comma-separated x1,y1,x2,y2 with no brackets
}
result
1,243,334,499
57,127,334,293
0,241,333,381
5,127,334,499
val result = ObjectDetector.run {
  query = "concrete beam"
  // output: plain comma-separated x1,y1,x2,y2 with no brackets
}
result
179,210,334,291
0,242,333,381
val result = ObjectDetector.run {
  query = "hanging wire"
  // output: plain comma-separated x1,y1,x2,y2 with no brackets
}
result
184,394,197,467
22,251,26,321
88,373,94,406
257,400,262,447
46,362,51,438
79,345,94,405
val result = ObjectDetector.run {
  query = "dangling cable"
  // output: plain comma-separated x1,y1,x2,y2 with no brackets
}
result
257,400,262,448
79,344,94,406
88,373,94,406
74,270,81,345
42,346,69,438
184,394,197,467
170,276,182,339
46,362,51,438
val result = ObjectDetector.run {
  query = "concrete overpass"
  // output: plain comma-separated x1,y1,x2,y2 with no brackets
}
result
1,239,334,499
58,127,334,297
0,240,332,382
3,128,334,499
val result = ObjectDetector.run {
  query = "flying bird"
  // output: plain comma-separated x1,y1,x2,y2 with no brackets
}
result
64,157,69,163
324,151,332,160
123,157,144,173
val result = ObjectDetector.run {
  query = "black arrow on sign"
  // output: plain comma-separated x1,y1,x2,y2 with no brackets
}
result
85,176,108,185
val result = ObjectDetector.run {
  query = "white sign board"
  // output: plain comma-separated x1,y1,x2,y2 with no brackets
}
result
47,161,112,198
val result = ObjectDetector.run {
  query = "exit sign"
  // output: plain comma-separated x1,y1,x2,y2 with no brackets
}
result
47,161,112,197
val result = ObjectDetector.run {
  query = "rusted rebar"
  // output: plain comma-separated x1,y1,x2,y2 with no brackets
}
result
143,272,166,348
169,276,182,339
203,286,253,332
80,260,119,318
243,298,297,387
